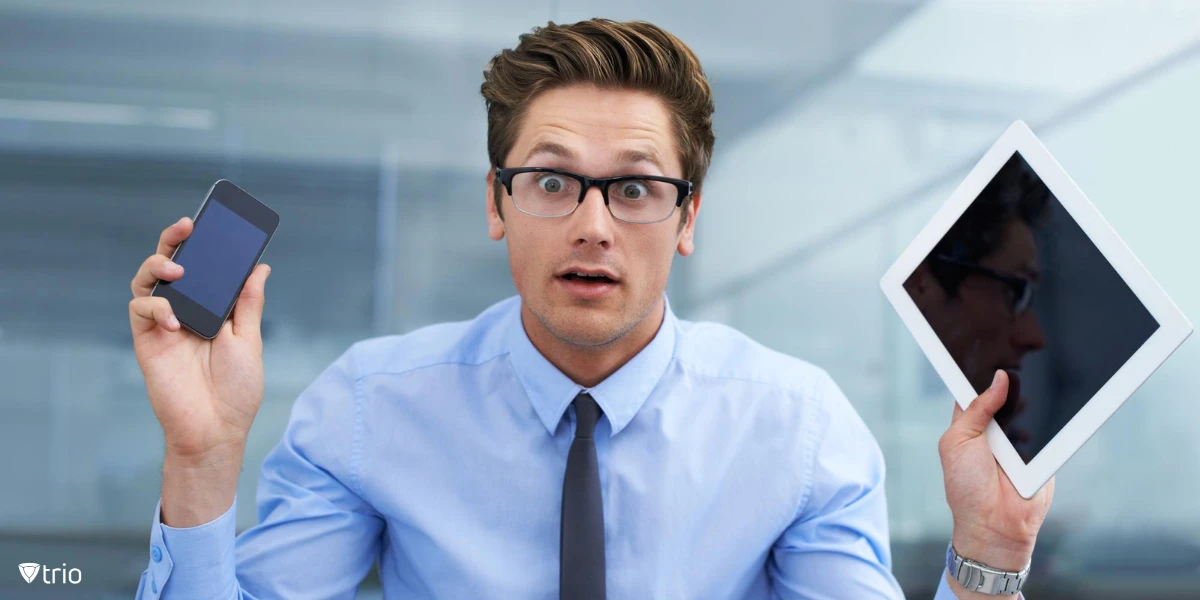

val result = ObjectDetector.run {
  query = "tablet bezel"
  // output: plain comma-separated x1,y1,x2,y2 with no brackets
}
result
880,120,1192,498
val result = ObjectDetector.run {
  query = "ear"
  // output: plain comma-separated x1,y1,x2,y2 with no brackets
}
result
486,169,505,241
676,191,702,256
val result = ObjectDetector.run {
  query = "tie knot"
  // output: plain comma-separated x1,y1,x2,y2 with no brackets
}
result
572,393,601,439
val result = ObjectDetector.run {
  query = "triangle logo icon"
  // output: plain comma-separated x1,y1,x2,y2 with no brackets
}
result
18,563,40,584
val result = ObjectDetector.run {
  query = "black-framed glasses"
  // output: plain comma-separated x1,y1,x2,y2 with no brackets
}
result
935,254,1037,316
495,166,693,224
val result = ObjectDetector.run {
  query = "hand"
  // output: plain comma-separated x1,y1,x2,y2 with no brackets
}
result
939,370,1054,597
128,216,271,525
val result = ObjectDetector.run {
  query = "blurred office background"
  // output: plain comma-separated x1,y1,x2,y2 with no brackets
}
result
1,0,1198,597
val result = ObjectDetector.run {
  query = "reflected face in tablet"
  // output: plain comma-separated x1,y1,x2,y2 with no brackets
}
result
907,218,1048,392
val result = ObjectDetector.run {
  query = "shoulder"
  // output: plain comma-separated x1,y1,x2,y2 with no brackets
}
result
673,317,842,404
345,295,519,380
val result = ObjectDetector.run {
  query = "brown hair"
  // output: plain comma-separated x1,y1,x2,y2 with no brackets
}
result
481,18,715,221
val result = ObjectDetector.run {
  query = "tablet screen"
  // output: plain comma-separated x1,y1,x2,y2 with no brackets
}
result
904,151,1159,463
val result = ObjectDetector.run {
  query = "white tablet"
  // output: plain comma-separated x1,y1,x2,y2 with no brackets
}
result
880,120,1192,499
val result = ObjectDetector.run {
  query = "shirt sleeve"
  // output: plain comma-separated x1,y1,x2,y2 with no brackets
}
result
935,571,958,599
135,344,386,599
768,371,904,600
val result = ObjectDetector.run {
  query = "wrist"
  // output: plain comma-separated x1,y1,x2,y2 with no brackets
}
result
945,569,1023,600
164,437,246,469
951,526,1035,572
161,442,245,528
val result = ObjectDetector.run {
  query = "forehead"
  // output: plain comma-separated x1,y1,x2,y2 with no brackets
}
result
984,219,1041,273
506,84,682,177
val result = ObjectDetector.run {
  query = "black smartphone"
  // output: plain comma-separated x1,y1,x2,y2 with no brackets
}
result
152,180,279,339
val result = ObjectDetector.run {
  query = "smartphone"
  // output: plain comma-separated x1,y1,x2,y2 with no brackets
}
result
152,180,279,339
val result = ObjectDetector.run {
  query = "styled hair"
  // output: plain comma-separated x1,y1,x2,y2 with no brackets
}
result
480,18,715,221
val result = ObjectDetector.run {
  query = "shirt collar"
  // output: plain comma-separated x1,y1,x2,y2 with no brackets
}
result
504,294,677,437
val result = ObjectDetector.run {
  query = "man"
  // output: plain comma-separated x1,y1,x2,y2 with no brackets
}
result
129,19,1052,599
905,154,1050,444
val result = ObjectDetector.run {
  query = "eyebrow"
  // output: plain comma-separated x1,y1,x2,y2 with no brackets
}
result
522,141,575,164
521,141,666,172
616,148,664,172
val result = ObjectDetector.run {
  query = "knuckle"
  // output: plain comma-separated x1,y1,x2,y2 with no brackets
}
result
139,254,158,273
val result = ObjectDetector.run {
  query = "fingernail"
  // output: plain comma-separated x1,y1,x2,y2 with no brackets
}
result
166,261,182,273
168,314,179,329
991,370,1003,389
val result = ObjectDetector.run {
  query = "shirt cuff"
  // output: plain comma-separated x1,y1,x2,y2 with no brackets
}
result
935,569,1026,599
145,497,239,599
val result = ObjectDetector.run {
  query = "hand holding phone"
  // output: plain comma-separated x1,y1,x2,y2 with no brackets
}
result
127,180,278,527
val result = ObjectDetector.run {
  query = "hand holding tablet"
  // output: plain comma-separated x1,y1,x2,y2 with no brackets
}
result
882,121,1192,499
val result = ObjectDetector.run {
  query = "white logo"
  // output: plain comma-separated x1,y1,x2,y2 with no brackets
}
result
16,562,81,584
17,563,39,584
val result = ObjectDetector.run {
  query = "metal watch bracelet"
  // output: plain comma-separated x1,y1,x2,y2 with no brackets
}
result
945,543,1029,595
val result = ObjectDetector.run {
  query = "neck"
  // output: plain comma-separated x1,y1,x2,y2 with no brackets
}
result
521,297,665,388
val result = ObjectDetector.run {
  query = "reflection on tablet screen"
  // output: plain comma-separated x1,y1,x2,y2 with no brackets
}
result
904,151,1159,463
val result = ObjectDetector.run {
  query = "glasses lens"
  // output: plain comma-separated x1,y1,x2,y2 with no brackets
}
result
607,178,679,223
510,171,581,217
1014,281,1034,315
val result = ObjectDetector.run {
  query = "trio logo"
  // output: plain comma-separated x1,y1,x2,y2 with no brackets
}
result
17,562,82,584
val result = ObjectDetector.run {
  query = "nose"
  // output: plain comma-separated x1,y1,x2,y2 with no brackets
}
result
1012,310,1047,352
566,184,615,248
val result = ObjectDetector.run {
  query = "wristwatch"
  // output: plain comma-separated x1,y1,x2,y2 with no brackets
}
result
945,543,1029,595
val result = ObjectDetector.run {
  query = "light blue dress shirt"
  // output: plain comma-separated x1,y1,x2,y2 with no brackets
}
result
137,294,968,599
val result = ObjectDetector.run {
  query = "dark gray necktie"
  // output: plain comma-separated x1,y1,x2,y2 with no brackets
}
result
560,392,606,600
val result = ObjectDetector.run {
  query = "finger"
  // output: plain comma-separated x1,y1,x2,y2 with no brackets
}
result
156,217,193,258
129,296,180,334
1037,476,1056,509
131,254,185,297
218,317,234,341
232,263,271,339
953,370,1009,440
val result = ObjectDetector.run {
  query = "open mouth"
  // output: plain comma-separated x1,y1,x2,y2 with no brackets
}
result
559,272,616,284
557,270,619,300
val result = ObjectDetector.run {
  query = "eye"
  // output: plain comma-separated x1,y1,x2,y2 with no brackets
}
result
617,180,649,200
537,175,567,194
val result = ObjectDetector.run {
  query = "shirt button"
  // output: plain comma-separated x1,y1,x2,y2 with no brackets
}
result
151,545,162,562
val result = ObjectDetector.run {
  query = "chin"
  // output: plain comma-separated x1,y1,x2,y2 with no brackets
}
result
544,313,625,348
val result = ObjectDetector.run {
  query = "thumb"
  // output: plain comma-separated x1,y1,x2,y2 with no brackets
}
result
955,369,1008,440
232,263,270,339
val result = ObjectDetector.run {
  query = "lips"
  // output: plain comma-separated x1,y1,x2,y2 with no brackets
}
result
555,266,619,300
555,266,619,284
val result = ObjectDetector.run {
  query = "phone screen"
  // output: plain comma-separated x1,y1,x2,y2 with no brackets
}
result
166,200,268,315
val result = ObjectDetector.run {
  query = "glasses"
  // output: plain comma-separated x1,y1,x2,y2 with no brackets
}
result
495,167,693,224
935,254,1037,316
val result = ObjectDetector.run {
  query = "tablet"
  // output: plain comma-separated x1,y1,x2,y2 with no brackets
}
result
880,120,1192,498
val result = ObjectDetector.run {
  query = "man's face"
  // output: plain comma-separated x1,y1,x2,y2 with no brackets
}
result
486,84,699,348
909,219,1048,392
